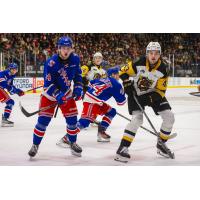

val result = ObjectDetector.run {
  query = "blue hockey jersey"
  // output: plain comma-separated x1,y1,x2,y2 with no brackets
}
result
0,69,16,92
43,53,83,101
84,77,126,105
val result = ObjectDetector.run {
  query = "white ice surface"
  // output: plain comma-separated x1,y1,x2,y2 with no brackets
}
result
0,88,200,166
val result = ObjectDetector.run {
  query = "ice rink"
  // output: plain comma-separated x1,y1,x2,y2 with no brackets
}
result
0,88,200,166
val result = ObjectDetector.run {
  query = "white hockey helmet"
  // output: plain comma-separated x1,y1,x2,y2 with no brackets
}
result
93,52,103,59
146,42,161,55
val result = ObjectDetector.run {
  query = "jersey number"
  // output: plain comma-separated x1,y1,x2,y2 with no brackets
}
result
92,84,109,96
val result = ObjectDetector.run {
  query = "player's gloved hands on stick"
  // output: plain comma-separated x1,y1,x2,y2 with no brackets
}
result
16,88,25,96
8,86,24,96
123,80,135,95
73,87,83,101
56,92,67,105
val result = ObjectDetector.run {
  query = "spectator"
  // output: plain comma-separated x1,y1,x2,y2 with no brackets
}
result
0,33,200,77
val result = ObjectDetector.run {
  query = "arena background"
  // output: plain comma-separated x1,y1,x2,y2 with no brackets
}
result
1,33,200,92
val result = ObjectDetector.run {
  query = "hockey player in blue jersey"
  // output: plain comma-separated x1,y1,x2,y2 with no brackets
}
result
0,63,24,127
57,66,126,147
28,36,83,158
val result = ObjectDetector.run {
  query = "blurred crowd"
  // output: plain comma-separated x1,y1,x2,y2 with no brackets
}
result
1,33,200,76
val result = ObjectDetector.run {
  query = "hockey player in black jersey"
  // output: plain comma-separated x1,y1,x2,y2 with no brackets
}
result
115,42,175,163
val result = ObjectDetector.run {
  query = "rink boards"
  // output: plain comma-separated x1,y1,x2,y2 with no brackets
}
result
13,77,200,93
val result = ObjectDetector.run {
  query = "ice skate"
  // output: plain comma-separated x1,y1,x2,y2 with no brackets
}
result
157,140,175,159
56,136,70,148
115,145,130,163
28,144,39,157
1,115,14,127
70,142,82,157
97,124,111,142
97,132,111,142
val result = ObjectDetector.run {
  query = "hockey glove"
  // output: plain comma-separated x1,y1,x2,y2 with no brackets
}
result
123,80,135,96
56,92,67,105
73,87,83,101
8,86,24,96
137,92,162,106
7,86,17,95
119,73,129,81
16,88,25,96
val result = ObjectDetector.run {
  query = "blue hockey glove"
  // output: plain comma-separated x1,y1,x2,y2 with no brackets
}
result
8,86,24,95
16,88,25,96
73,87,83,101
56,92,67,105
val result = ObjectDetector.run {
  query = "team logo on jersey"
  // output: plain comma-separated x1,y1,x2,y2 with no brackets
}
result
140,69,145,74
137,76,153,91
58,68,71,86
92,83,109,96
48,60,55,67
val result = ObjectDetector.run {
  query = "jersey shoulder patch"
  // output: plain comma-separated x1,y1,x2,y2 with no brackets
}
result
47,54,58,67
48,60,56,67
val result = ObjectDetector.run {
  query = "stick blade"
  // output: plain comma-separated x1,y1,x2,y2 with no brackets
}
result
167,132,177,139
189,92,200,97
19,101,34,117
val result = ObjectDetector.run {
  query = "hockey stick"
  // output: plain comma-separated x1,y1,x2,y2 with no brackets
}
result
189,92,200,97
116,112,177,139
25,86,43,93
54,105,59,118
19,96,73,117
132,94,175,159
19,101,57,117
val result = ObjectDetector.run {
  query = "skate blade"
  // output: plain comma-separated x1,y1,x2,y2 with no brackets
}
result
157,150,175,159
71,150,82,157
114,154,129,163
97,138,110,143
28,151,37,157
1,123,14,127
56,141,70,148
29,156,35,161
28,153,36,159
90,123,98,127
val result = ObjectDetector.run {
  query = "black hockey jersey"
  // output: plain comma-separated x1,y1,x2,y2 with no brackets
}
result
119,56,169,98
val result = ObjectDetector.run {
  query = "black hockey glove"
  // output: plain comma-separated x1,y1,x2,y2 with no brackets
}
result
137,92,162,106
120,73,129,81
123,80,135,96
